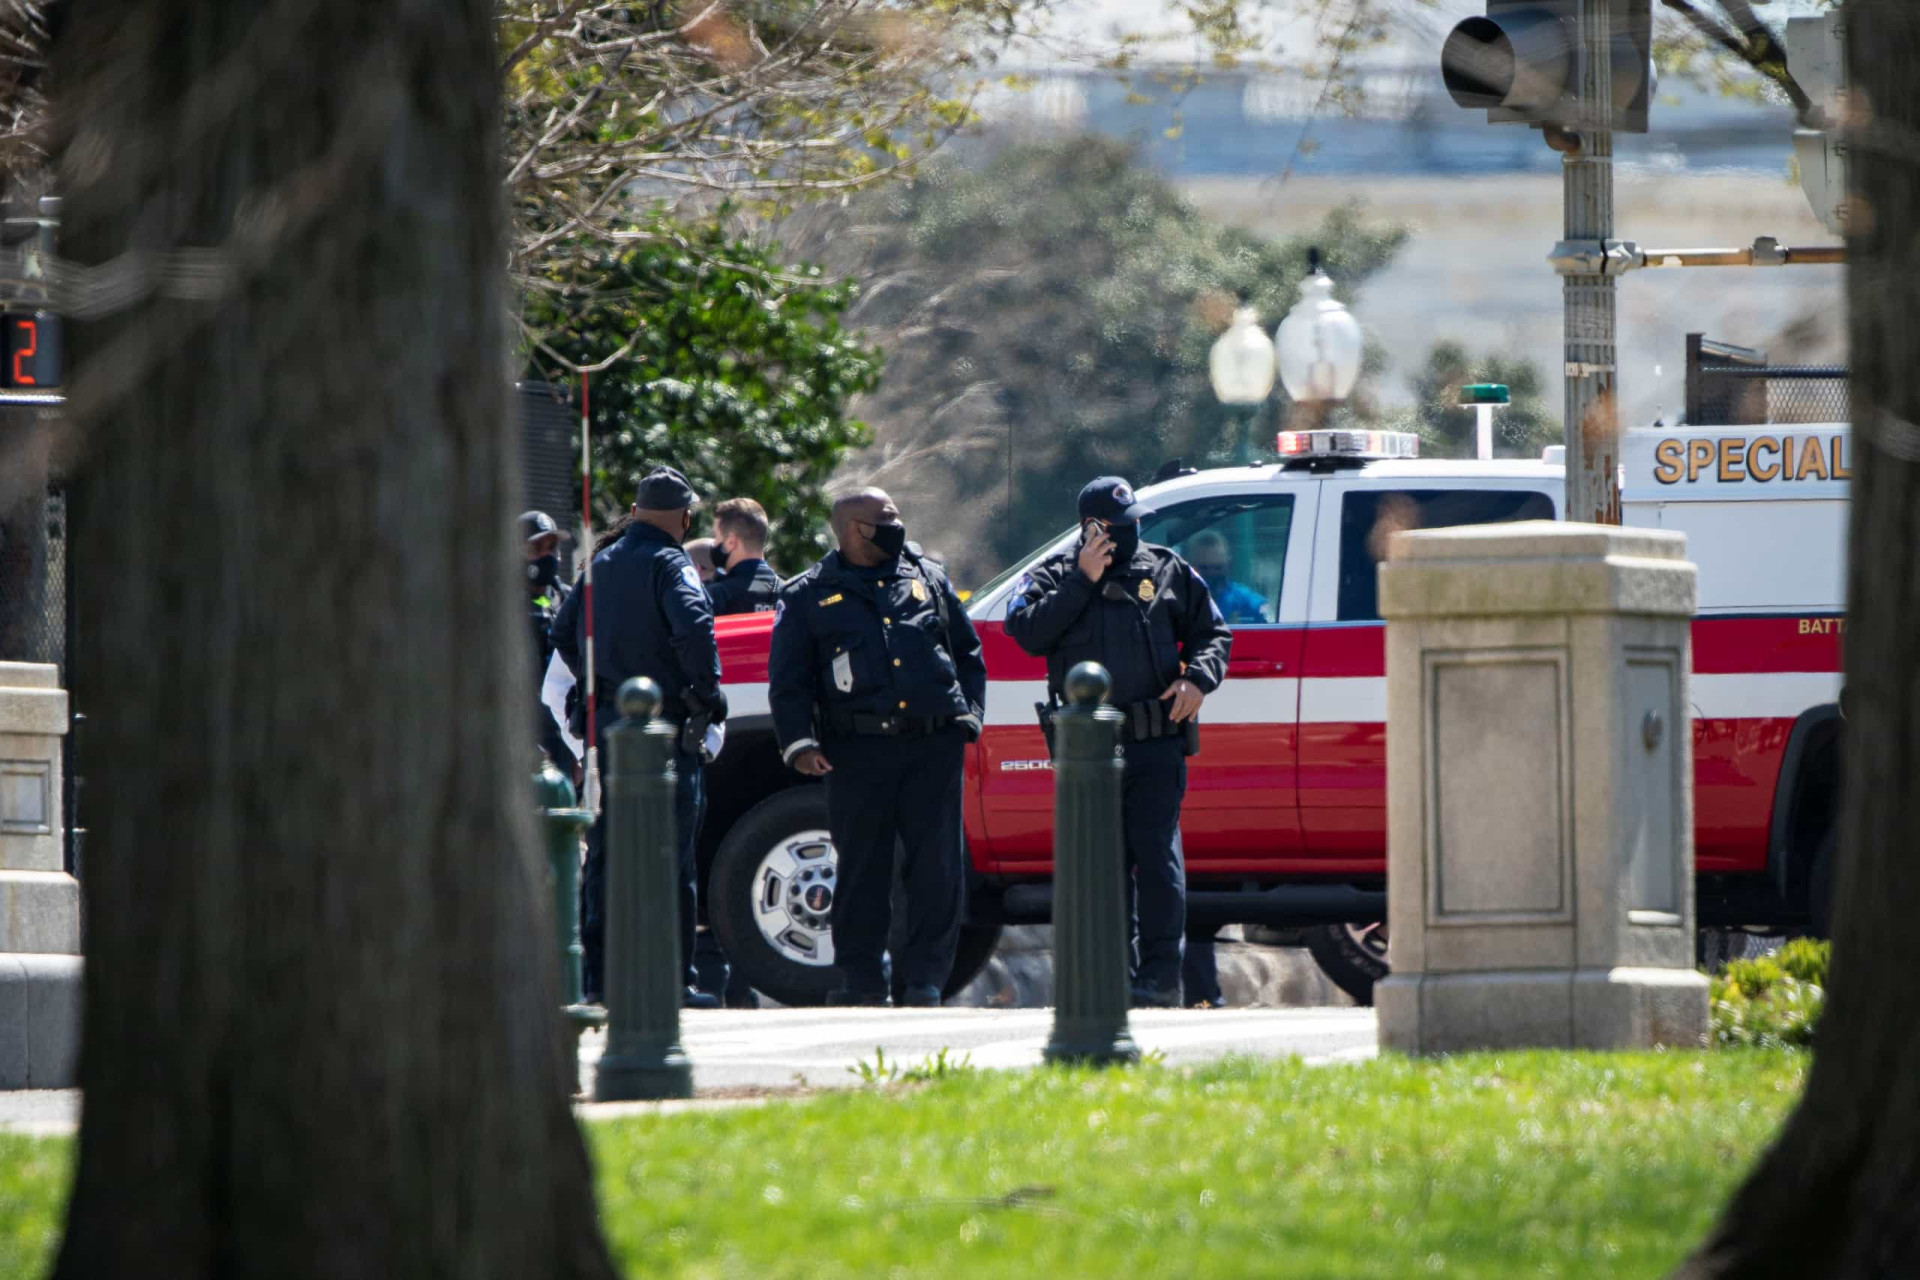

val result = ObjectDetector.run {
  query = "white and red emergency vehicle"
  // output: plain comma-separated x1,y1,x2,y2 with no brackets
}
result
699,424,1849,1005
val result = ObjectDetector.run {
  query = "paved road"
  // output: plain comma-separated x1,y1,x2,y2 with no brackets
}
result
0,1007,1378,1135
583,1006,1377,1095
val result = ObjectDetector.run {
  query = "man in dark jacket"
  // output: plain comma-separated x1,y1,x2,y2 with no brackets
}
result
554,466,725,1008
768,488,986,1006
521,510,575,772
1005,476,1232,1006
706,496,781,615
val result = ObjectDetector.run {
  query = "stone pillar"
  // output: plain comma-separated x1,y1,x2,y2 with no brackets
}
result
0,661,81,1087
1375,523,1709,1053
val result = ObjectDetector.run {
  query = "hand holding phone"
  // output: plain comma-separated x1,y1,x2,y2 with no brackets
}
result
1077,520,1114,583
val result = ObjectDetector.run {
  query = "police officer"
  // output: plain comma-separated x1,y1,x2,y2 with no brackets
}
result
768,488,987,1006
706,497,781,615
1006,476,1232,1007
522,510,576,772
553,466,725,1009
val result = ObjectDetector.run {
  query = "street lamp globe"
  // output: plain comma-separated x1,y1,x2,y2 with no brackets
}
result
1208,303,1278,405
1274,249,1363,403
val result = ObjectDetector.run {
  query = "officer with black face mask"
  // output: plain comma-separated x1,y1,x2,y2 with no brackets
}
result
768,487,987,1007
552,466,726,1008
1005,476,1232,1007
521,510,576,773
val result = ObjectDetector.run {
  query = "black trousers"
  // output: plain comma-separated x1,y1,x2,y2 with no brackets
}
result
582,728,705,1000
821,725,967,993
1121,734,1188,993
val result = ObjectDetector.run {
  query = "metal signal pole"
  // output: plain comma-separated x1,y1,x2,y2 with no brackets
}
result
1555,0,1624,525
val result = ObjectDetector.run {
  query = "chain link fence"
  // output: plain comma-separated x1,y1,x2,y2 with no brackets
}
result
1685,333,1851,427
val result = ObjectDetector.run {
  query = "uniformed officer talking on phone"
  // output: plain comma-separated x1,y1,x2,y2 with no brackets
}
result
1006,476,1232,1007
767,488,987,1007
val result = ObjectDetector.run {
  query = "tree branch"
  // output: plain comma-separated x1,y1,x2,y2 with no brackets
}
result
1660,0,1816,122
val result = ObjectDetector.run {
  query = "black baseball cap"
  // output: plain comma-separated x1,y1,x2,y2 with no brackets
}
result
635,465,699,511
1078,476,1154,524
518,510,571,543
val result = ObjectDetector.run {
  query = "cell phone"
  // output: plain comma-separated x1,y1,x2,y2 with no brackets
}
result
1081,519,1101,543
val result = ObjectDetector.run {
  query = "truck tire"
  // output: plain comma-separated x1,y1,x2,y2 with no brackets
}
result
1305,922,1389,1006
1809,825,1837,939
707,785,1002,1007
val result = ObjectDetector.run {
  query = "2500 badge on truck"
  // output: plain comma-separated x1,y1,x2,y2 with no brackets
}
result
697,425,1849,1006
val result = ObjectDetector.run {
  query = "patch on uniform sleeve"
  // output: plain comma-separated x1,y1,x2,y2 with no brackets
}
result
774,599,785,623
681,563,702,591
1006,573,1033,617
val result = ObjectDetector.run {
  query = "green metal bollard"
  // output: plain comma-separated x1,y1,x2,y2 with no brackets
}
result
534,757,605,1096
594,677,695,1101
1044,661,1141,1066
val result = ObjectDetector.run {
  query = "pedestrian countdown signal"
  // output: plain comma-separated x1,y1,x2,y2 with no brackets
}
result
1,312,61,389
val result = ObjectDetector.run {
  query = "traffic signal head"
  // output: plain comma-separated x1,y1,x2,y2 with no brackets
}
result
1441,0,1652,134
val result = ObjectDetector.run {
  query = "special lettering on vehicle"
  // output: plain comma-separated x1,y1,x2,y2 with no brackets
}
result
1652,433,1851,486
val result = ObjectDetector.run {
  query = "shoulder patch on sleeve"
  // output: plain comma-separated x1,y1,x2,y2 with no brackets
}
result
1006,573,1034,617
681,563,703,591
774,599,785,623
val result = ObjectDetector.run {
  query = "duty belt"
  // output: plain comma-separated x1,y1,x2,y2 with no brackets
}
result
1038,694,1189,747
827,711,955,737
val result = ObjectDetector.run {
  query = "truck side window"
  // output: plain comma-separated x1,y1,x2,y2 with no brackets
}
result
1140,495,1295,624
1337,489,1554,622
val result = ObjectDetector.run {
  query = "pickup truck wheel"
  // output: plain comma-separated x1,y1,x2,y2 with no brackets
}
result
1305,922,1389,1006
707,786,1003,1007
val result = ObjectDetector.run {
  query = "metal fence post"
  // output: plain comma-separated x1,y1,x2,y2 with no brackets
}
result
1044,662,1140,1067
593,677,694,1101
534,757,604,1095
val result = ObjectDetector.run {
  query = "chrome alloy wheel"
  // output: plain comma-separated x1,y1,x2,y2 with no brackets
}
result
751,829,838,968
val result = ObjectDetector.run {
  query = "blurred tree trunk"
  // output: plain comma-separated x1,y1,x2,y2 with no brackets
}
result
50,2,617,1277
1674,2,1920,1275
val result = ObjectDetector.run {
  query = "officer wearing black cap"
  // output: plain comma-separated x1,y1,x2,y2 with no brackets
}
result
521,510,575,772
1005,476,1232,1007
554,465,726,1008
767,487,987,1007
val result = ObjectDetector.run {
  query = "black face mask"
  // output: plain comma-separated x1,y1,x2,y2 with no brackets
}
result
528,554,560,589
710,539,731,571
864,520,908,559
1107,522,1141,563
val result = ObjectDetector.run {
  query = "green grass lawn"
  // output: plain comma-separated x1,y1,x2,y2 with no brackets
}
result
0,1051,1805,1279
590,1050,1804,1279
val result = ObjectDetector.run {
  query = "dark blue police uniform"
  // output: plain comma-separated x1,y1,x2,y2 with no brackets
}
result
1005,478,1231,1003
768,549,986,1001
706,558,781,615
554,472,722,1004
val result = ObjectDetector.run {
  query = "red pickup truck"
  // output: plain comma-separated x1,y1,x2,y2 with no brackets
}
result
698,427,1849,1005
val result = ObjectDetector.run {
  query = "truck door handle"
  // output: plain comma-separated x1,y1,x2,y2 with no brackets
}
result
1228,659,1285,677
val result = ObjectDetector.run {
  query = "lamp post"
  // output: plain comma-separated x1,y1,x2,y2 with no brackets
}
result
1208,292,1277,465
1274,248,1364,433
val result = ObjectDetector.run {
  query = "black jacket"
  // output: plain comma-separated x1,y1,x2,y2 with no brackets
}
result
768,550,987,763
1005,542,1232,709
707,558,781,616
553,522,721,723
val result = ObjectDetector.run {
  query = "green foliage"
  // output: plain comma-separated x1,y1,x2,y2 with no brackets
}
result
525,216,882,569
817,137,1408,583
1710,940,1829,1049
1387,340,1559,460
848,1045,976,1085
